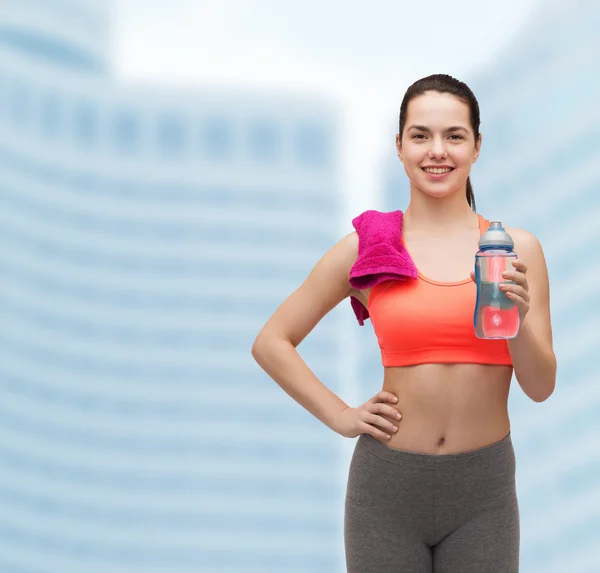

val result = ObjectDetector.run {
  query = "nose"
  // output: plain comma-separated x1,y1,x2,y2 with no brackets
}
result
429,135,447,158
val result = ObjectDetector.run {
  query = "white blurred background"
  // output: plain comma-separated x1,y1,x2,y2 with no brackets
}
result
115,0,537,216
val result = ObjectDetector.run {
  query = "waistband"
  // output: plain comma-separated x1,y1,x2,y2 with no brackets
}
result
358,431,513,469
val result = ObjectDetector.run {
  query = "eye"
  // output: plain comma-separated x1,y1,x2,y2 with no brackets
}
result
449,134,464,140
412,134,426,140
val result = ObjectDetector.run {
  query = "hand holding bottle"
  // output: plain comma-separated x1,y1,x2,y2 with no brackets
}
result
473,221,526,339
472,258,530,323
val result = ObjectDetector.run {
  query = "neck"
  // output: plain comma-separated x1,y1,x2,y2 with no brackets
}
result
403,184,478,234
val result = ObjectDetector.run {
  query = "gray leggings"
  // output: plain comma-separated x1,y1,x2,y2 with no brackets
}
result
344,432,520,573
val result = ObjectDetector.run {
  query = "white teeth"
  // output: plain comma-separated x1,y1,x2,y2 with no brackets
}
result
424,167,452,174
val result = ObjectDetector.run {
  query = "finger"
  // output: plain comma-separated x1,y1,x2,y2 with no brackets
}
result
511,259,528,273
502,269,528,289
501,285,531,303
470,270,476,283
499,283,530,302
364,413,398,435
371,402,403,420
372,391,398,404
505,291,530,309
360,421,392,441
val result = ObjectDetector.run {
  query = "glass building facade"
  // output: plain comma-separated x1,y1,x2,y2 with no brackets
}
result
0,1,348,571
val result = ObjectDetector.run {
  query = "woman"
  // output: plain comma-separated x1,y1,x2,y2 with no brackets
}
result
251,74,556,573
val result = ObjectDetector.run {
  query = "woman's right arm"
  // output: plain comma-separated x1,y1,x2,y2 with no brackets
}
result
251,232,402,439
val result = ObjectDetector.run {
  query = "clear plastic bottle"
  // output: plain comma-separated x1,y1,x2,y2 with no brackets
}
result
474,221,520,339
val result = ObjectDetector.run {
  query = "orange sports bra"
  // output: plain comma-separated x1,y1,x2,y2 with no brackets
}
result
368,214,513,368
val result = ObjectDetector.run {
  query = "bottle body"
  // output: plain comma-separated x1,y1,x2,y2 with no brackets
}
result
474,227,521,339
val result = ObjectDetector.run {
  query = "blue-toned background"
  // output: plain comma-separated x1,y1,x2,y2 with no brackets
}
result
0,1,597,571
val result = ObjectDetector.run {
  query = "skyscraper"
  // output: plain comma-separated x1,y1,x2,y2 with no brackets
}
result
0,1,347,571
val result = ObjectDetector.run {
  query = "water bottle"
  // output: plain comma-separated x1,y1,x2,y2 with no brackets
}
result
474,221,520,339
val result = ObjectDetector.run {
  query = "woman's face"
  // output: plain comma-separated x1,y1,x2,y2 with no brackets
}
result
396,91,481,199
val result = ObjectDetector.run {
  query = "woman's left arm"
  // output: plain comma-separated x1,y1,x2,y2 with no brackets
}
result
501,228,557,402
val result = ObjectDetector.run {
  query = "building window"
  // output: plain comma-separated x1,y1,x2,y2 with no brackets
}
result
39,92,62,138
113,109,141,154
293,123,332,169
10,80,28,127
201,116,233,160
157,114,185,157
73,100,97,147
247,120,279,162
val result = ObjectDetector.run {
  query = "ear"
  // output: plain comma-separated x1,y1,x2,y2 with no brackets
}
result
472,133,482,163
396,133,403,163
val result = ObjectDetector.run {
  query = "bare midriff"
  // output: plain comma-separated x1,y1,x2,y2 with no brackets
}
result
379,363,512,454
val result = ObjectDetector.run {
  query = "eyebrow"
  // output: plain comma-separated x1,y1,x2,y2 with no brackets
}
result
407,125,469,133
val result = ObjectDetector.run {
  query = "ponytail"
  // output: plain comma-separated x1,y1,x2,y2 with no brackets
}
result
466,177,476,212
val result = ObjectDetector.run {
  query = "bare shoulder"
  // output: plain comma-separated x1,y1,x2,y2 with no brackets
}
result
253,231,359,347
504,226,550,290
311,230,359,291
332,230,366,300
332,230,360,271
504,225,545,259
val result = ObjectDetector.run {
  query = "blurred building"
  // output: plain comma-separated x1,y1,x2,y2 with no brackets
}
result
469,3,600,571
376,1,600,571
0,1,347,572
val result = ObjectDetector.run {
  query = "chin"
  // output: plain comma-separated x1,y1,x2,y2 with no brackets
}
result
423,191,456,200
416,183,456,198
414,175,465,197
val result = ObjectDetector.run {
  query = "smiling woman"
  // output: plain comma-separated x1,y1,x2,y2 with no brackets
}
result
252,73,556,573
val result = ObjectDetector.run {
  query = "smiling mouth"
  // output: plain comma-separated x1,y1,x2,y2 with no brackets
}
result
422,167,455,174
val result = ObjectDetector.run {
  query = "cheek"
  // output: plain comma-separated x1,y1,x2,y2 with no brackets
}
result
402,147,426,167
450,147,475,166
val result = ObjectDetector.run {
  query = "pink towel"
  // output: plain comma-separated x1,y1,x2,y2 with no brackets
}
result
349,209,417,325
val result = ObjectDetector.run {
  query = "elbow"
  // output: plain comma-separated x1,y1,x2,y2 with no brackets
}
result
251,330,281,362
545,353,558,400
525,377,555,403
251,332,267,361
252,324,296,361
532,385,554,403
534,356,557,403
